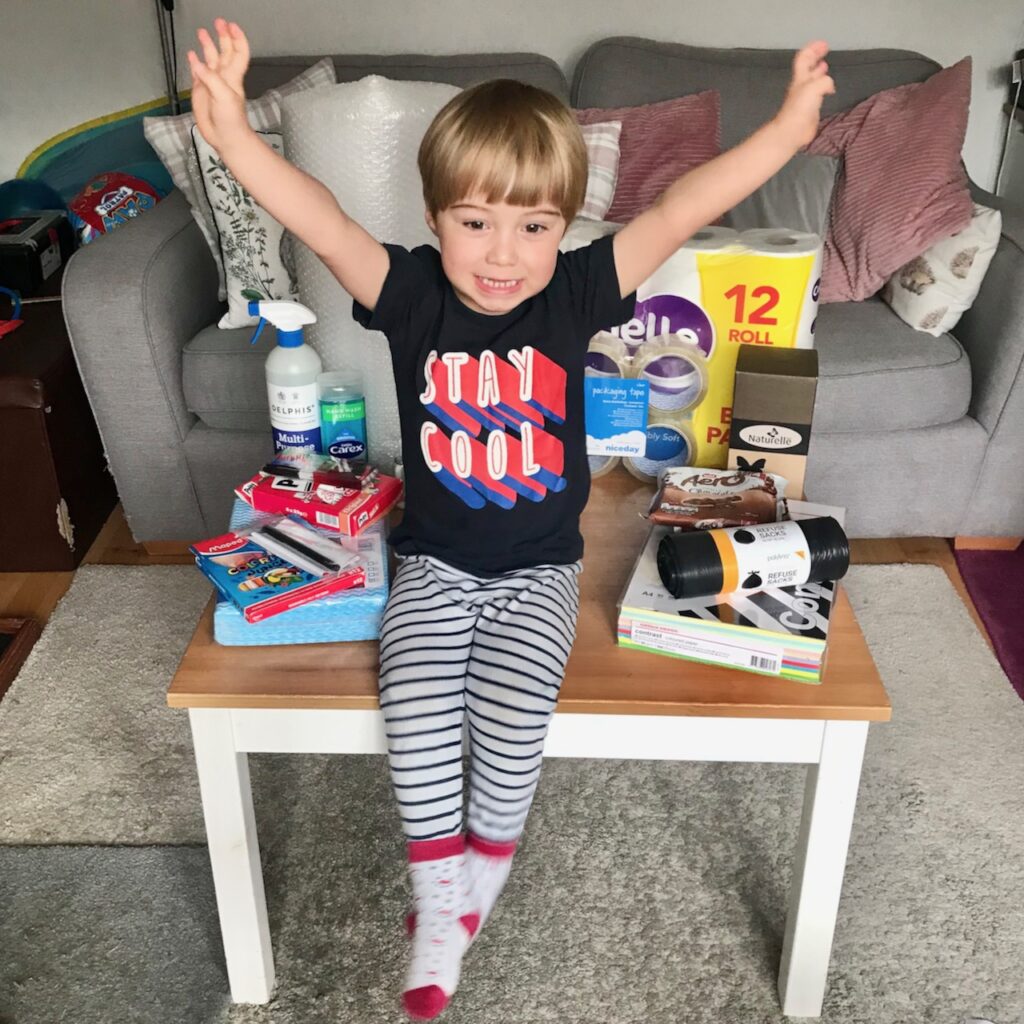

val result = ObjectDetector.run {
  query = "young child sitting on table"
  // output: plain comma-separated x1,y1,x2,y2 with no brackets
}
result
188,21,834,1020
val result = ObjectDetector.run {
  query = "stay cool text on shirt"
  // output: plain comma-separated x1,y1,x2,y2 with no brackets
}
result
419,346,567,510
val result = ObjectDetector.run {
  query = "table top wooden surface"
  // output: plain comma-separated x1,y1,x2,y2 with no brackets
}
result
168,473,890,722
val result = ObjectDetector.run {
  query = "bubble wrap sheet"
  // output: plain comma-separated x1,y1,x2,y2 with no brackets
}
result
212,500,390,647
281,76,461,471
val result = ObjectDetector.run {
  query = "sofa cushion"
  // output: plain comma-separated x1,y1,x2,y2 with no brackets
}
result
144,58,338,301
808,58,974,303
182,324,272,432
183,297,971,437
812,298,971,432
880,203,1002,337
575,91,721,222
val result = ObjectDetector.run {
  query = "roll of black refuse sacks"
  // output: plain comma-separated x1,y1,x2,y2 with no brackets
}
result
656,517,850,600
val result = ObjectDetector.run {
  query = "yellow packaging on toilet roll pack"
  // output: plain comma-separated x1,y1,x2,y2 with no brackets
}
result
608,226,821,469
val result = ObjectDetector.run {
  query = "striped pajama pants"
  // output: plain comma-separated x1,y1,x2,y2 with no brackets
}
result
378,554,582,843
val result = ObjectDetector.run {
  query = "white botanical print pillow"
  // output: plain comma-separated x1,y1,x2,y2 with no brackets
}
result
144,56,336,300
880,204,1002,336
193,126,299,329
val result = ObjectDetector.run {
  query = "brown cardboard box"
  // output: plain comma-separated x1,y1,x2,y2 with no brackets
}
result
727,347,818,499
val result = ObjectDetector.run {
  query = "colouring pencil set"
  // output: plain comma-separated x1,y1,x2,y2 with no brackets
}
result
190,513,367,623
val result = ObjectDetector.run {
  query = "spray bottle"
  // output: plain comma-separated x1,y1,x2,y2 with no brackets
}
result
249,300,322,453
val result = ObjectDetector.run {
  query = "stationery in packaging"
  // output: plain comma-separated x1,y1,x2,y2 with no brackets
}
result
617,500,846,683
214,503,390,646
618,523,838,683
647,466,787,530
190,516,367,623
235,468,402,536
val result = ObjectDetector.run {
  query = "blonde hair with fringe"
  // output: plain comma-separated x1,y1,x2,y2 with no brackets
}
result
418,80,588,224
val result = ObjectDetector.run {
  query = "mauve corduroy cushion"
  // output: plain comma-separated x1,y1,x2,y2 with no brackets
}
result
575,91,721,223
808,57,974,303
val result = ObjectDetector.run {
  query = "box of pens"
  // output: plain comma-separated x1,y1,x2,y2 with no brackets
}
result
235,449,403,536
212,501,390,646
190,513,367,624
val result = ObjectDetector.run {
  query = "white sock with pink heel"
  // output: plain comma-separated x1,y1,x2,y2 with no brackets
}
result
402,835,479,1020
466,831,517,929
406,832,517,945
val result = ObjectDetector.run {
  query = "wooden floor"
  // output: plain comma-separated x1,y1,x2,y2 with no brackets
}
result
0,504,994,647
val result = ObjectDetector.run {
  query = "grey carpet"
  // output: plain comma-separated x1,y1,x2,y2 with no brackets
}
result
0,565,211,843
0,564,1022,1023
0,845,227,1024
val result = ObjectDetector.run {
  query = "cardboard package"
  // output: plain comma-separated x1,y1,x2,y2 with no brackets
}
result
727,347,818,499
235,471,402,536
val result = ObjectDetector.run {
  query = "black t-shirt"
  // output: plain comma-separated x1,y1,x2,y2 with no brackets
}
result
352,233,635,576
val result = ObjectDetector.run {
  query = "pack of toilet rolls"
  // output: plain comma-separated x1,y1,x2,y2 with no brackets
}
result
563,220,822,474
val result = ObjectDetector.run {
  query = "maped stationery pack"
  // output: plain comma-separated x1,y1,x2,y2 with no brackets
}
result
191,514,366,623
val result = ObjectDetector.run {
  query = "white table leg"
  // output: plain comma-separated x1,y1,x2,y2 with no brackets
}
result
778,719,869,1017
189,708,275,1003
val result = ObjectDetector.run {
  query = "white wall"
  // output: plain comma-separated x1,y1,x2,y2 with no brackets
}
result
3,0,1023,194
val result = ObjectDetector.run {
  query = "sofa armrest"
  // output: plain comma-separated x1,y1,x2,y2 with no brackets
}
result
63,189,224,541
957,184,1024,432
952,185,1024,533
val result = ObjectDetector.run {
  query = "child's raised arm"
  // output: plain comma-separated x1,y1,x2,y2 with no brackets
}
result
187,19,389,311
613,41,836,297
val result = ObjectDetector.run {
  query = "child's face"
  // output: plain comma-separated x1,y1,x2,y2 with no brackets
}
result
426,193,566,315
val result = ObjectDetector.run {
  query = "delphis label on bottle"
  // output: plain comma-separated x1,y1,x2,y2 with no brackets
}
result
713,520,812,593
268,381,321,452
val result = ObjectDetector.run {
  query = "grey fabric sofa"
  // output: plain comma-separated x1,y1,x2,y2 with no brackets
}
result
63,38,1024,542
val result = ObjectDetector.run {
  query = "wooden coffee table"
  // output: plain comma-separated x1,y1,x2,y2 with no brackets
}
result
168,473,890,1016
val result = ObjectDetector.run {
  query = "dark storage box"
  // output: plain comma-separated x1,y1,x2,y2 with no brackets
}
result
0,211,77,297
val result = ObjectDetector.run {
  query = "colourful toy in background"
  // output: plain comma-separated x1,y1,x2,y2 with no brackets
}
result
67,171,163,245
0,286,23,338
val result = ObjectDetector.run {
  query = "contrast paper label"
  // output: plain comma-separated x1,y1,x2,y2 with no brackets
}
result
584,377,649,456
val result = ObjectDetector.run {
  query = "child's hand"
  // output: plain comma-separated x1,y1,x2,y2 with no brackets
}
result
187,18,252,153
774,41,836,150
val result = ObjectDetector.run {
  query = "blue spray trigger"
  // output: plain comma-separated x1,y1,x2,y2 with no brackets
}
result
249,317,267,346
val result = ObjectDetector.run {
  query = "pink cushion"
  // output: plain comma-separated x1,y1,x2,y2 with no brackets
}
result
807,58,974,303
575,91,721,223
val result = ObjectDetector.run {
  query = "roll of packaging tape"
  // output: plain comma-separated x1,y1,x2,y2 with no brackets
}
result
632,335,709,413
624,412,697,483
589,454,620,478
585,332,631,379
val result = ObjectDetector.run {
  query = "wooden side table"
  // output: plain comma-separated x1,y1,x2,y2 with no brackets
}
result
169,474,891,1016
0,271,117,570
